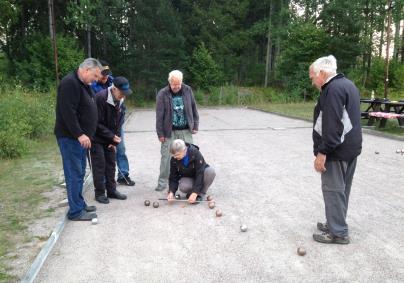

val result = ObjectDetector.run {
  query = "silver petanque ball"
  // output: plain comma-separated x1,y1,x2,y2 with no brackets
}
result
240,224,248,232
92,218,98,225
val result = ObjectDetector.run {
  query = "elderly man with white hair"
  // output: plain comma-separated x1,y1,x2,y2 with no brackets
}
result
167,139,215,204
309,55,362,244
155,70,199,191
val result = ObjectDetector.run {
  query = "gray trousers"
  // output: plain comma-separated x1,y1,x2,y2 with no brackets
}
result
321,157,357,237
157,129,193,190
178,167,216,195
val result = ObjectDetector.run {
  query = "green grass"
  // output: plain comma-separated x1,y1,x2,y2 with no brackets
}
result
0,136,61,281
250,102,315,121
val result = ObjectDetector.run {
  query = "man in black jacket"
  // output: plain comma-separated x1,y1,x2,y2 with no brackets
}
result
309,55,362,244
54,58,102,221
90,77,132,204
167,139,215,204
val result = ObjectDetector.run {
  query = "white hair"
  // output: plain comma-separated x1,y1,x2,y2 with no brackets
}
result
310,55,337,76
170,139,186,154
168,70,183,82
79,58,102,70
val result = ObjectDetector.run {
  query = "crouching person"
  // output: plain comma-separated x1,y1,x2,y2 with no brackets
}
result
167,139,216,204
91,77,132,204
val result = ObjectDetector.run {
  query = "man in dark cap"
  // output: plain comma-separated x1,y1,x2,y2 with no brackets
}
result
91,60,136,186
90,77,133,204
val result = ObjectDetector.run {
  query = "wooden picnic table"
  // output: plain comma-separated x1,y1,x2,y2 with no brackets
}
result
360,98,404,128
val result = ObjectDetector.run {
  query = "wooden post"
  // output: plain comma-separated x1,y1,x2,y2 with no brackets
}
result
48,0,59,87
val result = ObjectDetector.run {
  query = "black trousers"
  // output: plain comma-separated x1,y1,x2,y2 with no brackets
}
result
90,143,117,196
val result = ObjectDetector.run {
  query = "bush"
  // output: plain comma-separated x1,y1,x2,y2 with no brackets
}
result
0,84,55,158
188,43,224,91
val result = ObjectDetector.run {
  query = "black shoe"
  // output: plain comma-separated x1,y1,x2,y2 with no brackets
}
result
117,176,135,186
95,195,110,204
313,232,350,244
85,205,97,212
317,222,329,233
107,190,127,200
70,212,97,221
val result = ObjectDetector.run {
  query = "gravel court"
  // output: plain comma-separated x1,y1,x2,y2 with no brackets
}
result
35,108,404,282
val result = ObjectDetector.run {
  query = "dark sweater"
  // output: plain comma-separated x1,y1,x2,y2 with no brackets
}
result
92,88,124,145
312,74,362,161
54,71,98,139
169,144,209,195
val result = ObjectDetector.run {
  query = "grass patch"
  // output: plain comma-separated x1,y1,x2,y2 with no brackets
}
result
250,102,315,121
0,136,61,281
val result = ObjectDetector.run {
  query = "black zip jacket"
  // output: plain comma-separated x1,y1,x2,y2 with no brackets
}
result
313,74,362,161
92,88,124,145
54,71,98,139
169,144,209,195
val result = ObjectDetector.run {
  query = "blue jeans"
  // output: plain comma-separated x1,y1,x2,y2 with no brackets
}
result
57,137,87,219
116,128,130,179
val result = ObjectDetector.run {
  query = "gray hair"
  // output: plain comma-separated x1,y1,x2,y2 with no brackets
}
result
79,58,102,70
170,139,186,155
310,55,337,76
168,70,183,82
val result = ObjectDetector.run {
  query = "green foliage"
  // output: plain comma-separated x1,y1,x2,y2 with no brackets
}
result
0,85,55,159
14,34,84,91
278,21,328,100
188,43,223,91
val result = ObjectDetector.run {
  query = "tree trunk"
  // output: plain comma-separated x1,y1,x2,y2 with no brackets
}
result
393,18,400,60
379,27,384,58
264,1,272,87
87,25,91,58
384,0,392,99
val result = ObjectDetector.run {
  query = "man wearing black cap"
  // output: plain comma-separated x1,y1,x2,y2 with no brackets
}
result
91,60,136,187
90,77,133,204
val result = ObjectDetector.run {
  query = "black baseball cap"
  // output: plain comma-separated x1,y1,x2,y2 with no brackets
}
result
112,76,133,96
99,59,112,76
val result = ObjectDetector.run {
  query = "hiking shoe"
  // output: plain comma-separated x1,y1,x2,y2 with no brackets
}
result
117,176,135,186
313,232,350,244
85,205,97,212
107,190,127,200
95,195,110,204
317,222,329,233
70,212,97,221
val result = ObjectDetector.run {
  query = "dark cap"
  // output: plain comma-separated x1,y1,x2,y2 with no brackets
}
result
112,76,132,96
99,59,111,76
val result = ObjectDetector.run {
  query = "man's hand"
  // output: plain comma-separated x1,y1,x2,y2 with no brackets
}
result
167,192,175,202
159,136,166,143
314,153,327,173
113,135,121,144
192,130,198,134
188,192,198,204
78,134,91,149
108,144,116,152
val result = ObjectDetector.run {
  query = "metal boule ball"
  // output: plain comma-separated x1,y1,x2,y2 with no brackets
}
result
208,202,215,209
175,194,181,200
396,149,401,153
240,224,248,232
297,247,306,256
374,151,379,154
144,200,150,206
207,195,214,201
401,149,404,154
91,218,98,225
215,209,222,217
153,201,159,208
